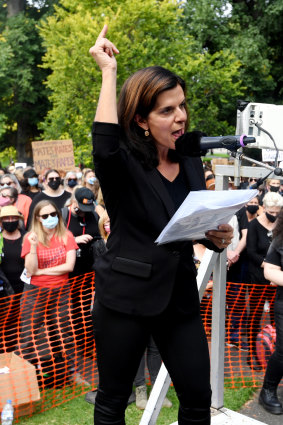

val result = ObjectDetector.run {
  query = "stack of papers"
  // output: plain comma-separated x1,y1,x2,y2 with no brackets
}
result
156,189,258,244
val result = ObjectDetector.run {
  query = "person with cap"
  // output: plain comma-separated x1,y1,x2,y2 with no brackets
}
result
0,205,25,352
21,168,42,200
62,186,102,357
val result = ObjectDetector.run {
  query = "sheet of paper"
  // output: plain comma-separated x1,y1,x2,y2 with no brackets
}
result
156,189,258,244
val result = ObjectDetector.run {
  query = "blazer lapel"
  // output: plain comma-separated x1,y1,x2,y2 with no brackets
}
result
146,168,176,218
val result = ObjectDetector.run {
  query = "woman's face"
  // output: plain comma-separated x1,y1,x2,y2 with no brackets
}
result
37,204,58,224
1,188,15,205
264,206,281,217
138,84,187,153
0,177,16,189
247,197,259,207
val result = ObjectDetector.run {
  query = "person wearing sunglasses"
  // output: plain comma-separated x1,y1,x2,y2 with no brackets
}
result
16,200,90,386
27,169,71,230
64,171,78,194
0,173,32,227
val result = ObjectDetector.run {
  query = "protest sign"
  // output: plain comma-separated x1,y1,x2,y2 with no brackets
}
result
31,140,75,173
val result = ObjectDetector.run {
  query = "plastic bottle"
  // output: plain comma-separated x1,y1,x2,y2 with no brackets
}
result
1,400,14,425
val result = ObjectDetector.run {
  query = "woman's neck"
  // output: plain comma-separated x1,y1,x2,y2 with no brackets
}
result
44,228,56,240
44,187,64,197
257,213,275,230
2,229,21,240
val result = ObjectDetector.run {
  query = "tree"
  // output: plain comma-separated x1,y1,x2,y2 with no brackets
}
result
183,0,282,104
39,0,243,166
0,0,57,161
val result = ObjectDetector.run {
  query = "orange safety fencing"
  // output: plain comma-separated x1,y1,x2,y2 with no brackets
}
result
0,275,280,421
0,272,97,421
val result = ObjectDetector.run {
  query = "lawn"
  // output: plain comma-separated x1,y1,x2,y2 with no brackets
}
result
17,381,257,425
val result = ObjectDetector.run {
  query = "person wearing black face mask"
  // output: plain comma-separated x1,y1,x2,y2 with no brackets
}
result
246,192,283,370
27,169,71,230
0,206,25,351
64,171,78,194
266,178,281,194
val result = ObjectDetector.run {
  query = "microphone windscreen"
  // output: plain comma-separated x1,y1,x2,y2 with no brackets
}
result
175,131,207,157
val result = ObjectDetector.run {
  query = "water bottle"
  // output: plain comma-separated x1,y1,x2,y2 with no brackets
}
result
1,400,13,425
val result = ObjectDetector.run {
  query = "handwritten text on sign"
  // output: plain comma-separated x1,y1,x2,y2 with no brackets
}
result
32,140,75,173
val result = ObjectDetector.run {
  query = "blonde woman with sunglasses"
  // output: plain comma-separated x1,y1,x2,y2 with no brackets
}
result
16,200,90,386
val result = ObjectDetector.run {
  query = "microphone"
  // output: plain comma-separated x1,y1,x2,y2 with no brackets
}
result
175,132,256,157
199,135,256,151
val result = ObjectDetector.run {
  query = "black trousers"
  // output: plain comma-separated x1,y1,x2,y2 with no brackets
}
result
92,300,211,425
263,297,283,388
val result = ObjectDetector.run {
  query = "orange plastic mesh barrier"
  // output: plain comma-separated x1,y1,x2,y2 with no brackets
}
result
201,281,279,389
0,276,279,421
0,272,97,421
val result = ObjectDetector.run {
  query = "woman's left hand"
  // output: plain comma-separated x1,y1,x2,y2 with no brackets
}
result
205,224,233,249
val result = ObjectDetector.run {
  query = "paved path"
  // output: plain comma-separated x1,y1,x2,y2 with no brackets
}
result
239,386,283,425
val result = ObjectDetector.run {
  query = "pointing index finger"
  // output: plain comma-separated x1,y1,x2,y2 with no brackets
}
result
98,24,108,40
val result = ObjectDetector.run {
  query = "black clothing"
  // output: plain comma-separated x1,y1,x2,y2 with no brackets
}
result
93,299,211,425
263,240,283,389
247,218,271,285
246,218,274,358
92,122,221,317
92,122,221,425
158,163,189,210
1,235,25,294
62,207,101,276
27,190,71,228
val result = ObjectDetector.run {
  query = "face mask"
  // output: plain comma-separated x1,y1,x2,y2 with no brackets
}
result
2,221,19,233
41,215,59,229
266,212,277,223
269,185,279,192
104,224,111,234
246,205,259,215
28,177,38,187
48,179,61,191
87,177,96,185
67,179,77,188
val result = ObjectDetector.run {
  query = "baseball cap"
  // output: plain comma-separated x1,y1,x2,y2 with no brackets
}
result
75,187,95,212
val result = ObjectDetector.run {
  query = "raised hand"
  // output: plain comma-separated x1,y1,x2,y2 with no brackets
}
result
89,25,119,72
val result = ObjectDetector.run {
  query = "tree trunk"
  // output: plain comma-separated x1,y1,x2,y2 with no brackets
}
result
7,0,26,18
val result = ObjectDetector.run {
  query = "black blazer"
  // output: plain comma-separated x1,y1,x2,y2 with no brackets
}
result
92,122,220,316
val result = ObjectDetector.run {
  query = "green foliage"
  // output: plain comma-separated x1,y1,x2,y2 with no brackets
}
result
39,0,243,159
183,0,282,104
0,145,17,167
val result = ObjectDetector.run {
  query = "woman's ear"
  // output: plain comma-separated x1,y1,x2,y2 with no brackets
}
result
134,114,148,131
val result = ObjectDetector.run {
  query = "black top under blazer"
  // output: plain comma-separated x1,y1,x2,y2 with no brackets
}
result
92,122,221,316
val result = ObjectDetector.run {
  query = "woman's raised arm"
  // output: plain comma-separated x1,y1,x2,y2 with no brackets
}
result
89,25,119,123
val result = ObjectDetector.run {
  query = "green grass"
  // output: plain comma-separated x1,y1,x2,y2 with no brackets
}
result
17,382,258,425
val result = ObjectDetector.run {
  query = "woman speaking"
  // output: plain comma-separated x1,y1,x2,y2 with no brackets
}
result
89,25,233,425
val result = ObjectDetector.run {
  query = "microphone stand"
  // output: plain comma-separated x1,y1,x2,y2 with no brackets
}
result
229,150,283,188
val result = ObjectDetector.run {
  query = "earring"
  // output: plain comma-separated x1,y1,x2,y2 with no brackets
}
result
145,130,149,137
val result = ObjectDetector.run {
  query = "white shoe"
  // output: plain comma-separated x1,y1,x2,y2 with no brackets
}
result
162,396,172,408
71,372,91,386
136,385,148,409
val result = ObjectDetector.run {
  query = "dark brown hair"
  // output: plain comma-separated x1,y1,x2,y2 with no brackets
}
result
117,66,188,169
272,207,283,244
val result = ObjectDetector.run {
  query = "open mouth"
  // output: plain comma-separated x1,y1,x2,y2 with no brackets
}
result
172,129,184,139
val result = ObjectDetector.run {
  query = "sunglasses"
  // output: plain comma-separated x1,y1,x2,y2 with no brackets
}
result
48,177,61,182
68,178,77,181
0,182,13,186
39,211,58,220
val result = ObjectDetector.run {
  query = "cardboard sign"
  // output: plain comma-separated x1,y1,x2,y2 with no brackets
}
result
31,139,75,173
